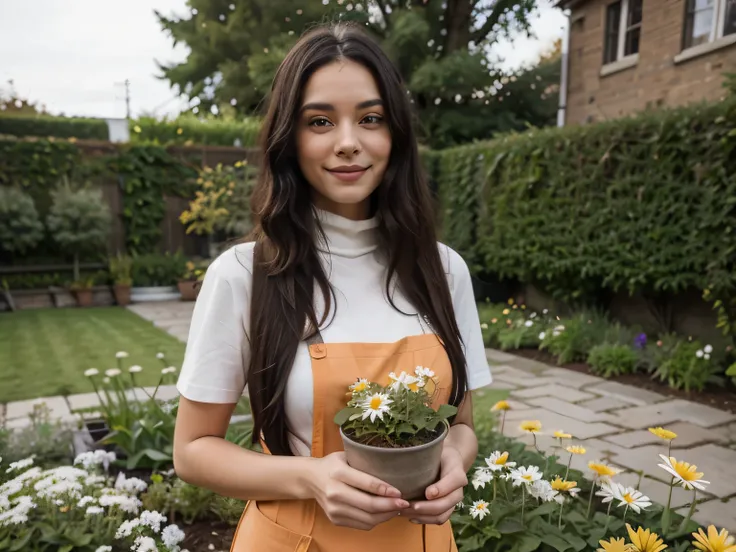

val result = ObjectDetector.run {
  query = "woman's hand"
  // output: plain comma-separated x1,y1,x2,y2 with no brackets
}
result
308,451,410,531
404,445,468,525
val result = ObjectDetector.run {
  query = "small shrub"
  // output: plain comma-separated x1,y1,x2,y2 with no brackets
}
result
0,403,73,468
652,340,722,392
539,310,611,365
0,186,44,256
587,343,638,378
131,252,188,287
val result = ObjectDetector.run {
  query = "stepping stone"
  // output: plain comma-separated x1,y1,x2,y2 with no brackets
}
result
587,381,667,406
511,384,597,403
602,422,729,450
508,357,553,375
577,396,631,413
504,407,621,440
494,373,562,389
543,368,606,389
67,392,102,412
486,349,518,363
6,396,73,422
611,400,736,430
524,397,618,423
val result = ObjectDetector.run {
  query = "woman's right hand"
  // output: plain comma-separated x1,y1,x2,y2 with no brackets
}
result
307,451,410,531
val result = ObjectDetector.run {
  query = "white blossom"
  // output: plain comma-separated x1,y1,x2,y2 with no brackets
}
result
129,365,143,373
99,493,142,514
6,456,34,473
524,320,533,327
85,368,99,377
157,352,165,360
86,506,104,515
162,524,186,550
105,368,121,377
132,536,158,552
74,450,117,471
115,473,148,494
538,332,546,340
95,547,113,552
139,510,167,533
162,367,177,375
115,518,141,539
704,344,713,354
116,351,129,359
78,496,96,507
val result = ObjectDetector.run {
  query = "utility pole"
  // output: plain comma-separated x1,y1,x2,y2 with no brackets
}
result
124,79,131,120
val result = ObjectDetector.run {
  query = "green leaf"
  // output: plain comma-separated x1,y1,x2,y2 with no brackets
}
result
333,407,362,426
513,534,543,552
436,404,458,419
543,533,574,552
397,423,416,435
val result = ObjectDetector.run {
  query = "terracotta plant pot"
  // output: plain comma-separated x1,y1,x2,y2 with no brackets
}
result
113,284,131,306
73,288,94,308
339,421,449,501
177,280,199,301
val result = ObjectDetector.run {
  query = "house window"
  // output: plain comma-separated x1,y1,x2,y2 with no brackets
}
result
603,0,643,64
683,0,736,49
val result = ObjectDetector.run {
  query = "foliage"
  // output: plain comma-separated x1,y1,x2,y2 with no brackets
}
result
141,472,245,527
109,254,133,286
181,259,210,282
0,272,70,290
586,344,638,378
109,146,198,256
179,160,256,238
334,368,457,447
155,0,544,148
0,115,109,141
0,403,73,468
0,453,186,552
130,252,188,287
0,187,44,256
131,114,261,147
648,339,722,392
45,181,112,284
83,352,180,471
0,138,81,191
539,311,611,365
433,97,736,305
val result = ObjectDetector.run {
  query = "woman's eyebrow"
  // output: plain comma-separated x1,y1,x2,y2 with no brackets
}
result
300,99,383,112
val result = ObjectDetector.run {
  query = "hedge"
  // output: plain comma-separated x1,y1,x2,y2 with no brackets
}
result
433,97,736,304
0,115,109,141
130,116,261,147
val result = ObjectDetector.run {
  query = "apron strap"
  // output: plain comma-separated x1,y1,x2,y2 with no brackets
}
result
306,328,324,346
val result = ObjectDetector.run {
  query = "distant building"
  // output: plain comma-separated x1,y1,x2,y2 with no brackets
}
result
558,0,736,125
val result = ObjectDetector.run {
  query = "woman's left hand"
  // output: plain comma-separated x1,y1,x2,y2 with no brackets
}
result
404,445,468,525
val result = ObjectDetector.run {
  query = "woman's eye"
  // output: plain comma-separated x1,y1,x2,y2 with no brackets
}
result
309,117,332,127
362,115,383,125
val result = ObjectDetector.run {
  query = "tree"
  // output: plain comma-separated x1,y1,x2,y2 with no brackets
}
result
0,80,49,115
0,187,44,258
156,0,544,147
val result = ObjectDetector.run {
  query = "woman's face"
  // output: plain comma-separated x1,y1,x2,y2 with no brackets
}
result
296,59,392,221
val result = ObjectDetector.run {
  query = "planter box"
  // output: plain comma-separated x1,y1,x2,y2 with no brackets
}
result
130,286,181,303
3,286,115,310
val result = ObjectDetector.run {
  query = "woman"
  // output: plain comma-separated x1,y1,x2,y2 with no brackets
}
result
173,21,492,551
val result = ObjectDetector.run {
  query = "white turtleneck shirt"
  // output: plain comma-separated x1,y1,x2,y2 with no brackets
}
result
177,208,493,456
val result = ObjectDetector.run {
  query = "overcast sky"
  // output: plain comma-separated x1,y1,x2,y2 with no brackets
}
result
0,0,566,120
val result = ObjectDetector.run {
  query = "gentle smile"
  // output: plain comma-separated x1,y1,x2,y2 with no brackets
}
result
325,165,371,182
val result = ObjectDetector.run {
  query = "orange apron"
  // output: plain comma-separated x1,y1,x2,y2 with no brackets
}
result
230,329,459,552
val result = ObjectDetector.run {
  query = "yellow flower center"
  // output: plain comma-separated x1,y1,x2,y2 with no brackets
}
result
672,460,703,482
622,493,634,504
370,397,383,410
494,453,509,465
476,503,487,511
408,382,420,392
353,382,367,393
522,474,533,481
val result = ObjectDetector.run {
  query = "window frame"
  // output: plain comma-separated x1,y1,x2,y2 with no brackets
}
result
683,0,734,49
603,0,642,65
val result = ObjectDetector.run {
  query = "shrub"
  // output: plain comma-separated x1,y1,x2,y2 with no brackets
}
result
587,343,638,378
0,403,73,468
130,252,187,288
0,114,109,140
539,310,612,365
46,180,112,285
131,114,261,147
0,187,44,256
109,253,133,286
651,339,722,392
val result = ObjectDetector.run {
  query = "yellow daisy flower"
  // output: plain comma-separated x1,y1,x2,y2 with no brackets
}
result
503,309,510,315
520,420,542,433
649,427,677,441
554,430,572,439
626,524,668,552
566,446,586,455
589,461,620,480
492,400,511,411
550,477,578,493
692,525,736,552
597,537,632,552
658,455,710,491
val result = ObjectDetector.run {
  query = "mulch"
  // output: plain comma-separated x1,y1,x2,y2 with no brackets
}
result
179,521,236,552
509,347,736,415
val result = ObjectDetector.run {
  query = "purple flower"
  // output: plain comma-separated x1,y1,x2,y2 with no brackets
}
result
634,333,647,350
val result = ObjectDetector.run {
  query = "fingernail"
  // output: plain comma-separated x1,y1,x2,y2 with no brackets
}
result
411,519,421,524
429,487,439,497
398,500,410,508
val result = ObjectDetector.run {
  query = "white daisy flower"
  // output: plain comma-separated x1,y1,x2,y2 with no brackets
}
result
129,365,143,373
529,479,556,502
510,466,542,487
471,469,493,490
161,524,186,549
484,451,516,472
657,454,710,491
469,500,490,520
105,368,121,377
161,367,177,375
360,393,393,423
415,366,435,379
156,352,165,360
696,350,704,358
524,320,533,327
538,331,546,340
388,371,423,392
614,485,652,513
595,481,618,504
84,368,99,377
704,344,713,354
349,378,370,394
115,351,128,359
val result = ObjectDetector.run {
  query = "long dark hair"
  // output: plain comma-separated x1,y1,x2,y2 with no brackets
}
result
247,22,468,456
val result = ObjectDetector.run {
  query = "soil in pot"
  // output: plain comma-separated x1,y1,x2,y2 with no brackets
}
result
342,426,443,449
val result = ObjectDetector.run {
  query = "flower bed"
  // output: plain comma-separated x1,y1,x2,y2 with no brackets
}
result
478,299,736,413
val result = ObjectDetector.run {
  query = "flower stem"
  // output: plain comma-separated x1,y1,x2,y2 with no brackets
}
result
635,470,644,491
521,486,526,528
623,505,629,525
662,476,675,536
603,501,612,533
500,411,506,436
678,488,698,533
557,499,565,529
564,454,572,481
586,475,597,519
493,478,497,502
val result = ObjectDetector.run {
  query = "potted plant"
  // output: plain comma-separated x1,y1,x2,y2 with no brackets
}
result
334,367,458,500
130,252,186,303
178,259,209,301
109,253,133,306
46,179,111,307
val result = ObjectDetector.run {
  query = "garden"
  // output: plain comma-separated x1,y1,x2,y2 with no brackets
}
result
2,95,736,551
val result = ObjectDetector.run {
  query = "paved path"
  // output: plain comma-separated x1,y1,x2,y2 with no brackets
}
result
2,301,735,531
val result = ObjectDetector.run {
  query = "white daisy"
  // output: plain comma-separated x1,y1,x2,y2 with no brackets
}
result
156,352,165,360
84,368,99,377
510,466,542,487
129,365,143,373
704,344,713,354
415,366,435,379
115,352,128,359
349,378,370,394
388,371,422,392
469,500,490,520
614,485,652,513
528,479,556,502
524,320,533,327
105,368,121,377
360,393,393,423
595,481,618,504
484,451,516,472
471,469,493,490
657,454,710,491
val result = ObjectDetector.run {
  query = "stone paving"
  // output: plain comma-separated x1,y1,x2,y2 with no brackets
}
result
2,301,735,531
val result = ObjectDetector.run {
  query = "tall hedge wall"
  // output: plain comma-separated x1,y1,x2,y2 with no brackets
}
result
433,98,736,303
0,115,109,141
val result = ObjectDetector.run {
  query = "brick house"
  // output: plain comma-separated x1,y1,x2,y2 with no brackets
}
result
558,0,736,125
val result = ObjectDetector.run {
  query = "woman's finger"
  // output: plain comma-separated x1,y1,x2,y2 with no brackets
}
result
334,482,410,514
407,503,457,526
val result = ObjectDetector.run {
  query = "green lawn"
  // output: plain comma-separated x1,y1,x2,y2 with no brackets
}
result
0,307,186,403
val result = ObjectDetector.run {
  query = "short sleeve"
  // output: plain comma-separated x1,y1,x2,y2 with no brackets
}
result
441,245,493,391
176,244,254,403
